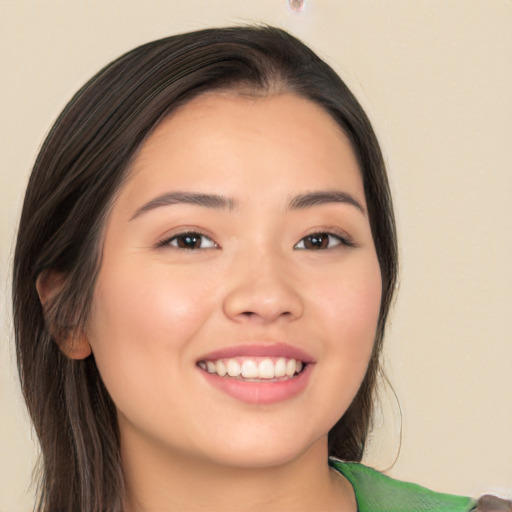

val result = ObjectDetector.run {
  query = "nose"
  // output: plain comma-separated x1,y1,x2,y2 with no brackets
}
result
222,254,304,324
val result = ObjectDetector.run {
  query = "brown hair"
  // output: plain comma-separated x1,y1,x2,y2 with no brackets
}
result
13,25,398,512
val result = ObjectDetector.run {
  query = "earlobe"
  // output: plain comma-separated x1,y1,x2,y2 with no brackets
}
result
35,270,92,360
58,334,92,360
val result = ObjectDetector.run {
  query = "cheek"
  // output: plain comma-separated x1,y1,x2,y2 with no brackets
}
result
322,254,381,322
289,255,382,437
85,260,217,403
91,257,215,337
315,255,382,364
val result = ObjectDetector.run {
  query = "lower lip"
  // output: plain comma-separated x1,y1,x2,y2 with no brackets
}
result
199,364,313,405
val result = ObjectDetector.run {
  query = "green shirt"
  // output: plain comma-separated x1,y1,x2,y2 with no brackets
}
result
329,459,477,512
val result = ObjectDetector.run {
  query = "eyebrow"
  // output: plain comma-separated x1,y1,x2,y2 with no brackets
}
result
287,191,366,214
130,192,237,220
130,189,365,220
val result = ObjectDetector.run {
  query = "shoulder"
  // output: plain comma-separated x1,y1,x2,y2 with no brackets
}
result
329,459,511,512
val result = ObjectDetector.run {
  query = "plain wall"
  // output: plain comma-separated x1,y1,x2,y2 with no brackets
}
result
1,1,511,510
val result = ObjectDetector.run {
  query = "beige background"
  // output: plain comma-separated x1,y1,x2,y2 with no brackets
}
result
1,1,511,510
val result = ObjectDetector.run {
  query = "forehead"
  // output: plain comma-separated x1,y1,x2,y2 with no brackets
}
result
119,92,364,209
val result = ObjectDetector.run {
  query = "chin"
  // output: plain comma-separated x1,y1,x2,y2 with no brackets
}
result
196,427,328,470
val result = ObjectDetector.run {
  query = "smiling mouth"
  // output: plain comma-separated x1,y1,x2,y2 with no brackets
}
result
197,357,307,382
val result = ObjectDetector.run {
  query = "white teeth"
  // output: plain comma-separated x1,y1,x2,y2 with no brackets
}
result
215,360,227,377
241,359,258,378
285,359,297,377
200,357,305,380
274,358,286,377
258,358,275,379
226,359,241,377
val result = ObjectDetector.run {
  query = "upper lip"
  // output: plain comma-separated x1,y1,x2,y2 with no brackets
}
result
197,342,315,364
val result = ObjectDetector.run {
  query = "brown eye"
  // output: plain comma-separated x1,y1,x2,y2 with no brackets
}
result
304,234,329,249
175,233,201,249
294,233,344,250
164,232,217,250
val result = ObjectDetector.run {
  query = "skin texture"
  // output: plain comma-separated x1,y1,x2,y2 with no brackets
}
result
49,92,382,511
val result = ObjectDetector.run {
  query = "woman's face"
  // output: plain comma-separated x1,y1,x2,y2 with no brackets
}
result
87,92,382,469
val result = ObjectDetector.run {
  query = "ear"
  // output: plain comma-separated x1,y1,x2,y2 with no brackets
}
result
36,270,92,360
36,269,66,306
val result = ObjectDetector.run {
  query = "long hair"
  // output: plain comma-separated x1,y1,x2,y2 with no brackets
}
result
13,25,398,512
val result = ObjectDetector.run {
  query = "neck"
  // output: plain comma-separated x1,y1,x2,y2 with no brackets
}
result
120,429,356,512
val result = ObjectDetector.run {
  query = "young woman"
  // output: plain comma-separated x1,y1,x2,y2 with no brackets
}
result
12,25,509,512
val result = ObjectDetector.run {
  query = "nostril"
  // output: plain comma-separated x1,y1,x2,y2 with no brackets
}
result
240,310,293,320
222,281,304,323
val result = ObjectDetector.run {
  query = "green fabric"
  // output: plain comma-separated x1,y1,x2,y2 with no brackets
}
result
329,459,477,512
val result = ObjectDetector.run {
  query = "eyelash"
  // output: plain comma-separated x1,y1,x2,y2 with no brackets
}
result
157,230,355,251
